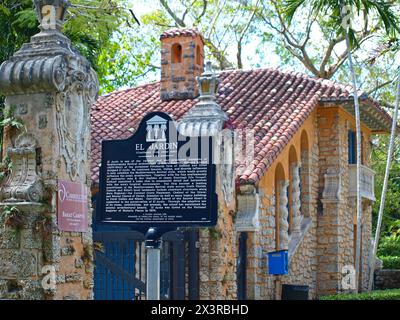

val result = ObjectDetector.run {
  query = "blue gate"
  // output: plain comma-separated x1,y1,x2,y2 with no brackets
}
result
93,226,199,300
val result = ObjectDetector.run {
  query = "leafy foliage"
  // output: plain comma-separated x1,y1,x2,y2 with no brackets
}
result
371,135,400,235
283,0,399,47
377,234,400,257
320,288,400,300
0,107,25,131
379,256,400,269
0,0,146,94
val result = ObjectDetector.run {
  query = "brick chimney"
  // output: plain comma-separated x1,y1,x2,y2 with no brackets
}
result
160,28,204,101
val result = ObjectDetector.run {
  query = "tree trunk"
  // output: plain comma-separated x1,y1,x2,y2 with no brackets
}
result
368,72,400,290
344,29,363,293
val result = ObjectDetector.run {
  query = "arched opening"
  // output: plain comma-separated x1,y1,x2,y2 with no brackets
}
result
196,45,202,65
171,43,182,63
275,163,288,250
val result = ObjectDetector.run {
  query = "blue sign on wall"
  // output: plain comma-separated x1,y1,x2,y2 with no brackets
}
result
96,112,218,228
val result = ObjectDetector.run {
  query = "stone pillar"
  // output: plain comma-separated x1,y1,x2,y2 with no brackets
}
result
178,62,237,299
0,0,98,300
278,180,289,251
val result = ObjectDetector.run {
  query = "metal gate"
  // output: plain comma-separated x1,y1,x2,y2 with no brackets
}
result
93,227,199,300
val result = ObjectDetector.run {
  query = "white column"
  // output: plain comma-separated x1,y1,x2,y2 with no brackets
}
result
291,163,303,237
278,180,289,250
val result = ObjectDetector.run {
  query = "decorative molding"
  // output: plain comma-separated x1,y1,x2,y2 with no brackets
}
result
322,168,341,203
0,55,68,95
235,185,260,232
55,57,98,181
0,134,43,203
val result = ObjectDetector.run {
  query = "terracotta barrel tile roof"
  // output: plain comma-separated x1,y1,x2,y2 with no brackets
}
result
160,27,203,40
91,67,392,185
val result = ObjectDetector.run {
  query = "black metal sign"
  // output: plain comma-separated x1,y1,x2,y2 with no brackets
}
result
96,112,217,228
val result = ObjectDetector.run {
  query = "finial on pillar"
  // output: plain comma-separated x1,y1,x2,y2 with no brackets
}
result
197,61,219,100
34,0,70,32
178,60,227,136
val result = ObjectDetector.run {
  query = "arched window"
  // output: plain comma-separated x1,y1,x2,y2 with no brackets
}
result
171,43,182,63
196,45,201,65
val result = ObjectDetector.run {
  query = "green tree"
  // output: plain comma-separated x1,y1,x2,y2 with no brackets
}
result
372,135,400,233
282,0,399,292
0,0,151,94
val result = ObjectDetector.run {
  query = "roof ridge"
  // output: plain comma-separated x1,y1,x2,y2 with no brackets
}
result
99,81,159,99
98,67,367,100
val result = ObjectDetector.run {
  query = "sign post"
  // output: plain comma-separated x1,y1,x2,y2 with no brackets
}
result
95,112,218,300
145,227,161,300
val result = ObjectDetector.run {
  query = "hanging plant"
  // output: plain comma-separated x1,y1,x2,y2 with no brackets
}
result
2,206,24,230
0,107,25,131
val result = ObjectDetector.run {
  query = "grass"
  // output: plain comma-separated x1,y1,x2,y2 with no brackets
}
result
320,289,400,300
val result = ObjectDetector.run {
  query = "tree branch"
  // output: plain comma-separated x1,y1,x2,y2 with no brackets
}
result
160,0,186,27
237,0,259,68
367,79,394,95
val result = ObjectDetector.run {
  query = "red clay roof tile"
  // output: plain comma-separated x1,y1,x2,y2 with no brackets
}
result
91,67,391,184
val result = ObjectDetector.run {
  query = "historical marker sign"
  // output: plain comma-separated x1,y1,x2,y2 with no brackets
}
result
96,112,217,228
57,180,88,232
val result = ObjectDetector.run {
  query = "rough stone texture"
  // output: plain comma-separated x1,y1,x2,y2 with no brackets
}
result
0,1,97,300
160,33,204,100
316,107,373,296
214,106,374,300
374,270,400,289
198,164,237,300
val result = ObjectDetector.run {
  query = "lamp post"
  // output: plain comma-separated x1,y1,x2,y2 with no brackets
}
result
33,0,70,31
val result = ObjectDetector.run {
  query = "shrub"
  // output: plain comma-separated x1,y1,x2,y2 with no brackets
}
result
320,289,400,300
379,256,400,269
377,235,400,257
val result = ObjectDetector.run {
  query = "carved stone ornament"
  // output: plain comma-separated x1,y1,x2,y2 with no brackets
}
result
0,0,99,181
278,180,289,250
178,61,228,137
235,185,260,232
55,57,98,180
217,129,235,204
322,167,341,203
0,134,43,203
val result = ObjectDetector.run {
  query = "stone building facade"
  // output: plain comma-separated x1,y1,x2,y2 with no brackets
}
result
0,1,97,300
0,0,393,299
91,28,392,300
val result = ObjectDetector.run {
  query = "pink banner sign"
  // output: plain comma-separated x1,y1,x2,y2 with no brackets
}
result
57,180,88,232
